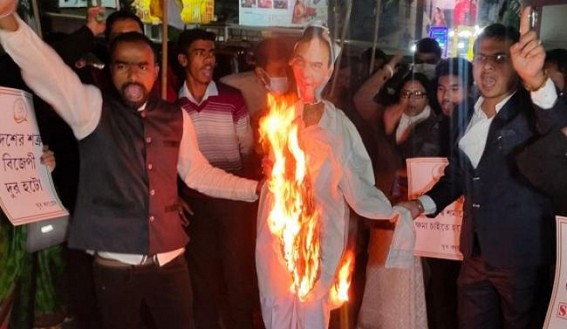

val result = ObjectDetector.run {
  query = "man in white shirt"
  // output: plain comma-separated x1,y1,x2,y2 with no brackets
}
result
0,7,261,329
400,8,563,329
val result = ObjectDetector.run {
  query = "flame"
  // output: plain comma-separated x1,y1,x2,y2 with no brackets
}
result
329,252,354,308
259,93,321,301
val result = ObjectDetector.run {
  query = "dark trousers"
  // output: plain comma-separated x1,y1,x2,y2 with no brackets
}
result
457,256,552,329
93,255,193,329
66,249,102,329
185,198,258,329
424,257,461,329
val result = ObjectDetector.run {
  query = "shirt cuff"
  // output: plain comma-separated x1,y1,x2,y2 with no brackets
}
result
531,78,558,109
418,195,437,215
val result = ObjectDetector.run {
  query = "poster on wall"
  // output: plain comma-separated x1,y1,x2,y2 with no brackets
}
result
429,26,449,57
0,87,69,226
239,0,328,27
407,157,464,260
58,0,118,8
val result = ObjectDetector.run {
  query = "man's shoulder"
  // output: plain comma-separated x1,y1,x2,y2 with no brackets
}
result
213,81,247,105
216,81,243,93
219,71,256,86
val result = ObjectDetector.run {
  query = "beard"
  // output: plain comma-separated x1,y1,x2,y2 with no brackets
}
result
120,82,149,109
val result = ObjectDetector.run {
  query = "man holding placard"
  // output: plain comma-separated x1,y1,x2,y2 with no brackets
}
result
0,3,263,329
400,7,565,329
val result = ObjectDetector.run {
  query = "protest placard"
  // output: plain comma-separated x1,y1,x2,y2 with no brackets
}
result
0,87,68,226
239,0,328,27
407,157,463,260
544,216,567,329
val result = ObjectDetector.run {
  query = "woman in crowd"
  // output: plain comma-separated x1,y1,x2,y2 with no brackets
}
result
356,71,438,329
545,48,567,97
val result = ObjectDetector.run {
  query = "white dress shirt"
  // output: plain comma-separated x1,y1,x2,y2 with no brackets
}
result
178,80,219,105
418,79,559,214
458,93,514,168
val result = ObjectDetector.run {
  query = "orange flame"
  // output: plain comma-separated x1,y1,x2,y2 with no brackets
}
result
259,93,321,301
329,252,354,308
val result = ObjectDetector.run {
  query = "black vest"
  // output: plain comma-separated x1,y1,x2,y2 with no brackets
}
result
68,95,185,254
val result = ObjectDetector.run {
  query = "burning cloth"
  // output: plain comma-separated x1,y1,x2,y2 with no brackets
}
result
256,99,395,328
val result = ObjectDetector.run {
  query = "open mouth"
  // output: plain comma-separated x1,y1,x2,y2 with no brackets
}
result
481,76,497,89
124,83,145,102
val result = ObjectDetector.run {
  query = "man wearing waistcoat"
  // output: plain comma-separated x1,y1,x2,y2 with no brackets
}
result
176,29,258,329
399,7,564,329
0,6,261,329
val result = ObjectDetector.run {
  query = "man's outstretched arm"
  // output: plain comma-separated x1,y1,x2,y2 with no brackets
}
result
0,10,101,140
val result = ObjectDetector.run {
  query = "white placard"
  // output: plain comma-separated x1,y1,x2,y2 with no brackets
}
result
544,216,567,329
239,0,328,27
0,87,69,226
407,157,463,260
58,0,118,8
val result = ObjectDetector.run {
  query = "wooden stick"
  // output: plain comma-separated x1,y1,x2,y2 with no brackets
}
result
31,0,43,39
330,0,352,98
161,0,169,100
369,0,382,75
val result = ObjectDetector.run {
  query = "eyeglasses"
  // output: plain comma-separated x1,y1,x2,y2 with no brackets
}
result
473,53,509,65
400,90,427,99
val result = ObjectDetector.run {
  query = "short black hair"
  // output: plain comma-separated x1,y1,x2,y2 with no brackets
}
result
546,48,567,76
436,57,473,89
473,23,520,54
415,38,442,59
109,32,157,63
177,29,216,55
254,38,291,69
104,10,144,41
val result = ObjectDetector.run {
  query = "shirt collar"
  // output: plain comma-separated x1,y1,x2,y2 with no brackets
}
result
178,81,218,105
400,105,432,125
473,92,516,119
137,102,147,112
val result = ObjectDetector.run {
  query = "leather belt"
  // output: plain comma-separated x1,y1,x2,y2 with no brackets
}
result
94,254,158,268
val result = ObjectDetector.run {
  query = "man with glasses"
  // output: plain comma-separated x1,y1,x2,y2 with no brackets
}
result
399,8,564,329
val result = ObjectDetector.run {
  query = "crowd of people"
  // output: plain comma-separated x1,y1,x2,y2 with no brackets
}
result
1,1,566,329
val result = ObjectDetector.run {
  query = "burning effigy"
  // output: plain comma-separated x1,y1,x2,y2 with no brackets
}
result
255,24,395,328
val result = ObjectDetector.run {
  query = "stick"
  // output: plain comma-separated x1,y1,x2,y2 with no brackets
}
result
161,0,169,100
329,0,352,98
369,0,382,75
31,0,42,39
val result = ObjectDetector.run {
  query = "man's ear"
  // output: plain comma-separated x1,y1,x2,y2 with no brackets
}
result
255,67,268,82
254,66,263,78
178,54,187,67
154,64,160,80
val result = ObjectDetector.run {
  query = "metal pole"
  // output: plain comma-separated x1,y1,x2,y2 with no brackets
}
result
329,0,352,99
369,0,382,75
161,0,169,100
31,0,42,39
